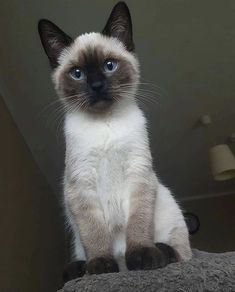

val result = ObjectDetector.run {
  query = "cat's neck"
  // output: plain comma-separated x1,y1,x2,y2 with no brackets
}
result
65,97,140,124
64,97,146,139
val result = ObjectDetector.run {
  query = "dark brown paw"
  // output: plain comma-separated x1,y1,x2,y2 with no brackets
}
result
63,260,86,283
155,243,179,263
125,246,165,270
87,257,119,274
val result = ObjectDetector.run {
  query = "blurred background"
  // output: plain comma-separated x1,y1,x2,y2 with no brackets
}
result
0,0,234,291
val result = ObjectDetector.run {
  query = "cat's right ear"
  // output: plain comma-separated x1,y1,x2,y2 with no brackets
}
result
38,19,73,69
102,2,134,51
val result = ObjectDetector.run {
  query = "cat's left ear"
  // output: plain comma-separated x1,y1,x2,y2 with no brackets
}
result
38,19,73,68
102,2,134,51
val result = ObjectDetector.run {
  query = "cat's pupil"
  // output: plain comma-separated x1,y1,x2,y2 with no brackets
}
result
103,59,117,73
107,61,113,70
74,69,81,78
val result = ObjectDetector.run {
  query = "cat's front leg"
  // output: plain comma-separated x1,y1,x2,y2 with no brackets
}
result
125,182,165,270
65,183,119,275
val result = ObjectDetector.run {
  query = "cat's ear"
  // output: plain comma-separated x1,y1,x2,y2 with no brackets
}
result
38,19,73,68
102,2,134,51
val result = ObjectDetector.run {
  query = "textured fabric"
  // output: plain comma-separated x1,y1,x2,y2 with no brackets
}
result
58,250,235,292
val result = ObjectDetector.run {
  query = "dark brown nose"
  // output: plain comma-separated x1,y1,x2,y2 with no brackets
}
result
91,81,106,92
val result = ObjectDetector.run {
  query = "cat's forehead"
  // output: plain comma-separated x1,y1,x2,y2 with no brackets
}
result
59,32,137,68
75,33,125,55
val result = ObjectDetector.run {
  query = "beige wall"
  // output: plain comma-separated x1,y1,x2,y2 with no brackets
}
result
0,96,65,292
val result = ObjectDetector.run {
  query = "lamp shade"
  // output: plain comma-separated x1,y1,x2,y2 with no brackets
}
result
210,144,235,181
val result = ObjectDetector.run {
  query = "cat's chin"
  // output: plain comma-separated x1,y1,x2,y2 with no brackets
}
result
86,99,116,114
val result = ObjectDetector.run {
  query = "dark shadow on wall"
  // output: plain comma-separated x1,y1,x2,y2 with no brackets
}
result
0,95,66,292
182,194,235,253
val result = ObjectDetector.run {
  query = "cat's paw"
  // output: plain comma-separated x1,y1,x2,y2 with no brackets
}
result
87,257,119,274
63,260,86,283
155,242,179,263
125,246,166,270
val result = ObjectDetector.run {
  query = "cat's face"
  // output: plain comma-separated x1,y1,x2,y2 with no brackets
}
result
38,2,139,113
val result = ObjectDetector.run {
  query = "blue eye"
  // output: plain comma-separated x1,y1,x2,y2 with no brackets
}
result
70,67,84,80
104,59,118,72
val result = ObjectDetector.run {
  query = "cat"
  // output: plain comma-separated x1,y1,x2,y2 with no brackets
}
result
38,1,192,278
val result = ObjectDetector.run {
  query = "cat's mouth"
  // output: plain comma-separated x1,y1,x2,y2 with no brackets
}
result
87,92,115,110
90,94,113,104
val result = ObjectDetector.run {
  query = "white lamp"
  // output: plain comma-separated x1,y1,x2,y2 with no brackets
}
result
210,144,235,181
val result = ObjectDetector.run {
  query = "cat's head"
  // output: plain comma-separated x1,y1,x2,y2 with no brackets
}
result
38,2,139,113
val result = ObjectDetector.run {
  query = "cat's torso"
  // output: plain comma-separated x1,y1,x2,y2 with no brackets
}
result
64,102,150,233
64,103,191,265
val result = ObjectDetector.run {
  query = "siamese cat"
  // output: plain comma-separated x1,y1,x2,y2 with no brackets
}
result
38,1,191,278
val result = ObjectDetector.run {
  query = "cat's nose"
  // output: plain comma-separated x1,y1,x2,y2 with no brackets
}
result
91,81,106,92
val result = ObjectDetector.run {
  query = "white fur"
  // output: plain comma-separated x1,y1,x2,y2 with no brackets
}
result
64,98,192,268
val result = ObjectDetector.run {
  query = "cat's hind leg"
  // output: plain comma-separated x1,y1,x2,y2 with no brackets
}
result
167,226,192,261
154,184,192,263
154,227,192,268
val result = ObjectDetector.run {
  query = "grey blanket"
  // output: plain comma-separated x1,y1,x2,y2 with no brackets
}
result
59,250,235,292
